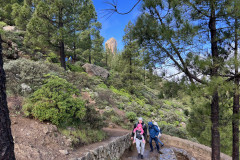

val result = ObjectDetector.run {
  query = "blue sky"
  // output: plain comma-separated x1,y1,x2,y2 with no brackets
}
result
92,0,141,51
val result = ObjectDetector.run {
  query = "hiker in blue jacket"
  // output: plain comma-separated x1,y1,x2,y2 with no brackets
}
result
148,121,162,154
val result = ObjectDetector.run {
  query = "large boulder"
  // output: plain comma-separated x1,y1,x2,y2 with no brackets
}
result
82,63,110,79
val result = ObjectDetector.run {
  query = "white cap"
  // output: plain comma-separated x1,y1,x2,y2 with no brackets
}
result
138,117,143,121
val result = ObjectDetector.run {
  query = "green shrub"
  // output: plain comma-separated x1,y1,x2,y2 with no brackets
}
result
103,108,115,118
110,86,131,98
46,52,59,63
82,105,107,129
111,115,123,125
164,100,173,106
60,128,107,147
159,121,168,126
96,89,113,107
160,124,190,139
163,111,182,123
23,75,86,126
0,21,7,28
126,112,137,122
158,91,164,99
135,98,145,106
4,58,52,95
67,63,84,72
98,83,108,89
144,111,152,117
174,121,180,127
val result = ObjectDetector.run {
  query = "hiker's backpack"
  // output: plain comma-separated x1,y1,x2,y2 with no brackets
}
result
136,130,143,140
153,121,162,137
158,126,162,137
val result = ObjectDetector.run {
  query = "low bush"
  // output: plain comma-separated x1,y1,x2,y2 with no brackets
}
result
46,52,59,63
96,89,114,107
4,58,51,95
23,75,86,126
103,108,115,118
110,86,131,98
111,115,123,125
67,63,84,72
160,124,190,140
98,83,108,89
0,21,7,28
82,105,107,129
126,111,137,122
60,128,107,147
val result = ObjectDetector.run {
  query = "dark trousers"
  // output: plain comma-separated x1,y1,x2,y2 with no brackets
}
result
149,137,159,151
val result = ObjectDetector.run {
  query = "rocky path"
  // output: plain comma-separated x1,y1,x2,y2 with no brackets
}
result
121,144,194,160
121,144,161,160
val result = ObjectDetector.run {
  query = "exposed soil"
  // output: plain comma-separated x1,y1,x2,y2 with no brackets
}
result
8,96,130,160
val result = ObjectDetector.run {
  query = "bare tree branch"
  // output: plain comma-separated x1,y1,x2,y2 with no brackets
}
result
103,0,141,16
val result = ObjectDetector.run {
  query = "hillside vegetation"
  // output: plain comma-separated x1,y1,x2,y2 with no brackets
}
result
1,0,239,157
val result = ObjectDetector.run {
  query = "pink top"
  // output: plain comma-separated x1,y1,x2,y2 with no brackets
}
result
133,124,144,135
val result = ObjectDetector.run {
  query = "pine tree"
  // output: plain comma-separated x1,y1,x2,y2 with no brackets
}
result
0,0,23,25
24,0,97,70
223,0,240,158
12,0,32,30
90,22,104,65
122,21,143,93
66,0,96,63
132,1,229,158
78,22,104,65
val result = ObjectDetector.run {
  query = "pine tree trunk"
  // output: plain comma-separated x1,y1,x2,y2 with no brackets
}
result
106,52,108,67
59,41,66,70
232,17,239,160
59,7,66,70
233,86,239,160
144,66,146,85
130,56,132,75
211,91,220,160
209,3,220,159
89,50,91,64
73,42,76,62
0,35,15,160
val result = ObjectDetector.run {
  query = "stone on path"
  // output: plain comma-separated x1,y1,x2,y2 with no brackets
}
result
159,148,177,160
59,150,69,155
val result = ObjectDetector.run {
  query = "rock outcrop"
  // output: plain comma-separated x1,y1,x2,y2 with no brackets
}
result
105,37,117,54
3,26,18,32
82,63,109,79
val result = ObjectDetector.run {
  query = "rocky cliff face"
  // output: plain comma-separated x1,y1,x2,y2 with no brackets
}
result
105,37,117,54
